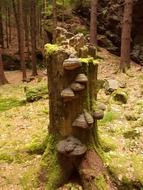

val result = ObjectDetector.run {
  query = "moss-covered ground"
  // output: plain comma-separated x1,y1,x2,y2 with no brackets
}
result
0,49,143,189
97,48,143,189
0,73,48,190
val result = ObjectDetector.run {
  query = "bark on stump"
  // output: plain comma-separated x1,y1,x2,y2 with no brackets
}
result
40,44,111,190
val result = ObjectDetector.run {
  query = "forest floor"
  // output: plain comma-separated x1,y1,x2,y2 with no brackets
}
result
0,49,143,190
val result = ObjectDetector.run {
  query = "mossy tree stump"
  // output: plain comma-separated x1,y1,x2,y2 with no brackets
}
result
40,44,112,190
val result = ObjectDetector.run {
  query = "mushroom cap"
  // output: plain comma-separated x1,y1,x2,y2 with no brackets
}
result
93,110,104,120
70,82,85,92
84,110,94,124
71,144,87,156
63,55,82,70
56,136,87,156
97,103,106,111
75,73,88,83
72,114,88,129
61,88,75,99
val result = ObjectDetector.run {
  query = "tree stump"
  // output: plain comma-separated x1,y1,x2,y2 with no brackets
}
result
40,44,112,190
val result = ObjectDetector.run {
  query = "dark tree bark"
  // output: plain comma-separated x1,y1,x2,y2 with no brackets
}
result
90,0,98,46
120,0,133,72
30,0,38,76
12,0,20,53
18,0,27,81
52,0,57,43
0,47,8,85
8,8,12,45
0,2,4,48
5,7,9,48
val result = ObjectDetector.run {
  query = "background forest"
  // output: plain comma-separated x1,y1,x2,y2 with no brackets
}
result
0,0,143,190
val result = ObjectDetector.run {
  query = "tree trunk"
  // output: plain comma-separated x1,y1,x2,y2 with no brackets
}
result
18,0,27,81
0,47,8,85
12,0,20,53
90,0,98,46
24,8,30,63
30,0,38,76
52,0,57,43
0,2,4,48
5,7,9,48
39,44,113,189
8,8,12,45
120,0,133,72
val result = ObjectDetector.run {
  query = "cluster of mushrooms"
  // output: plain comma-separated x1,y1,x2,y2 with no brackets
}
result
61,54,88,100
57,54,105,156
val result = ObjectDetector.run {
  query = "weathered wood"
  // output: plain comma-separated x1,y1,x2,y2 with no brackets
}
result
41,44,112,189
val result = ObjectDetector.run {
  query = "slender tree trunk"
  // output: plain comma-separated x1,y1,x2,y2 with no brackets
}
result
30,0,38,76
12,0,20,53
0,2,4,48
120,0,133,72
52,0,57,43
18,0,27,81
8,8,12,45
24,11,30,63
5,8,9,48
90,0,98,46
0,47,8,85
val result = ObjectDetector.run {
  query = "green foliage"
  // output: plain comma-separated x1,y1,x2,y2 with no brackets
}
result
19,165,38,190
95,174,108,190
75,26,88,35
0,97,25,112
25,83,48,102
25,133,49,154
99,111,120,125
0,152,14,163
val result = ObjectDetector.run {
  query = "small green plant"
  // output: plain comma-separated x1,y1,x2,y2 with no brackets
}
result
99,111,120,125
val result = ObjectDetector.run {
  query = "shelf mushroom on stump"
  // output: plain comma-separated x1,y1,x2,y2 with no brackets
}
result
57,136,87,156
42,43,112,189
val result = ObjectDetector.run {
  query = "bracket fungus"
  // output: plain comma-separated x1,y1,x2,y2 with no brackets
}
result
73,110,94,129
93,110,104,120
61,88,75,100
63,54,82,70
70,82,85,92
75,73,88,83
72,114,88,129
84,110,94,125
97,103,106,111
56,136,87,156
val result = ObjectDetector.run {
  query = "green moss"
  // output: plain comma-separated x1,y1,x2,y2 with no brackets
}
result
0,97,25,112
39,135,62,190
25,83,48,102
0,152,14,163
99,111,120,125
95,174,108,190
112,89,128,104
100,136,117,152
80,57,99,65
123,129,140,139
25,134,49,154
132,154,143,186
44,44,59,58
20,165,38,190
